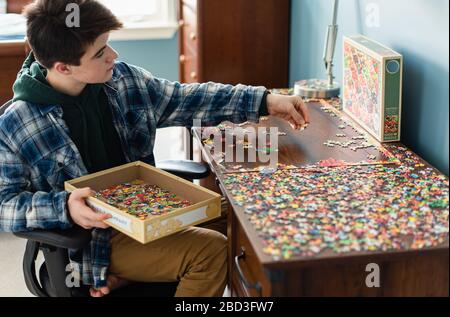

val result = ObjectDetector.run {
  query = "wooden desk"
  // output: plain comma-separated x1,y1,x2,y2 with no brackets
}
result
0,39,28,105
192,99,449,297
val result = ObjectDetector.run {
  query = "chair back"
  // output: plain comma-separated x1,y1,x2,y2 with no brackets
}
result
0,100,13,116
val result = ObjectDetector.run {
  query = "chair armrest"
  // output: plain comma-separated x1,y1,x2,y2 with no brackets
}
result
156,159,210,180
13,226,92,250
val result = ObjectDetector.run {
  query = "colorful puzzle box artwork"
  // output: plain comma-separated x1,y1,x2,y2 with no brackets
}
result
343,35,403,142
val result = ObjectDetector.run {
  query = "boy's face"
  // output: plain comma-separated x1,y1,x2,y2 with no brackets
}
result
68,32,118,84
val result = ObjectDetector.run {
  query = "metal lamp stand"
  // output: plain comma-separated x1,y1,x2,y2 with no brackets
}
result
295,0,340,99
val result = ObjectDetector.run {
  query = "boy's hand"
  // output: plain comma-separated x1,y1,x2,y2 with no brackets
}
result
67,187,111,229
266,94,310,130
89,275,131,297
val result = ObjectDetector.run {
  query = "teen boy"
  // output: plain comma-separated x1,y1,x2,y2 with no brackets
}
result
0,0,309,297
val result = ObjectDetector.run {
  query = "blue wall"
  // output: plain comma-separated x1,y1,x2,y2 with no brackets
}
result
290,0,449,175
111,35,179,81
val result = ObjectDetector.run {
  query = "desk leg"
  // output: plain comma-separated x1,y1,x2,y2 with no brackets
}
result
227,201,236,296
195,139,222,194
198,173,221,194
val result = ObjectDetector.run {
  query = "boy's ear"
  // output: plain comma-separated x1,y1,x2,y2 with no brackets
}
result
53,62,72,75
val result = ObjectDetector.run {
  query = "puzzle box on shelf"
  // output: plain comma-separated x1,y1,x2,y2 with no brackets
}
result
65,161,221,244
343,35,403,142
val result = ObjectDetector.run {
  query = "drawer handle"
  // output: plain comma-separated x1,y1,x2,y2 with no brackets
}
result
189,32,197,40
178,19,185,27
190,72,197,79
235,247,262,296
179,55,186,63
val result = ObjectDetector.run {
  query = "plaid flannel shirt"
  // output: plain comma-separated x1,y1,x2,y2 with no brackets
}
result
0,61,266,288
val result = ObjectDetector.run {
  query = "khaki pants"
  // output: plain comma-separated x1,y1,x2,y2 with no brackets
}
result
109,199,228,297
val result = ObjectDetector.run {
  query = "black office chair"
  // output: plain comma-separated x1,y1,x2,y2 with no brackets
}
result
1,99,210,297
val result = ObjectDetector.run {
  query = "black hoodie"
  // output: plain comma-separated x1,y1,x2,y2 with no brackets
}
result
13,53,126,173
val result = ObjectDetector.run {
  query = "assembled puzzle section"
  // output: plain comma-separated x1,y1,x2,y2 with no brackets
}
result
65,161,221,244
343,35,403,142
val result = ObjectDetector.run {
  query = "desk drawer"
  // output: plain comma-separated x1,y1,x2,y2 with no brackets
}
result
179,2,200,83
180,3,199,54
180,46,199,83
232,220,270,297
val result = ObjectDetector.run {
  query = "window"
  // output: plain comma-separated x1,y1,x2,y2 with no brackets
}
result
99,0,178,41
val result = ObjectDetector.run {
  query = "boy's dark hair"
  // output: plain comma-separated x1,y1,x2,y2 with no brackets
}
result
24,0,123,69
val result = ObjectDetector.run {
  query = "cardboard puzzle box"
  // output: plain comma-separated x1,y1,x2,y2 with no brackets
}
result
65,161,221,244
343,35,403,142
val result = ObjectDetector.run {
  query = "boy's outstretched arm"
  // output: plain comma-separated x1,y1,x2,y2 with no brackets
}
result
140,68,309,129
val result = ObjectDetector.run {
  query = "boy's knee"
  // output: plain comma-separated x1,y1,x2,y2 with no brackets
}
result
210,230,227,251
203,229,227,260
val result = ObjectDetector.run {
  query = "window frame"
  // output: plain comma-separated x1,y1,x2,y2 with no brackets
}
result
101,0,179,41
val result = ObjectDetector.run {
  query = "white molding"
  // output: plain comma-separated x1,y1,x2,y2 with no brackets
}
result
0,0,6,14
102,0,178,41
109,23,178,41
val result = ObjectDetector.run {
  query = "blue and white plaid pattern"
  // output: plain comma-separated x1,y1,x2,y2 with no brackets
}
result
0,61,266,288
